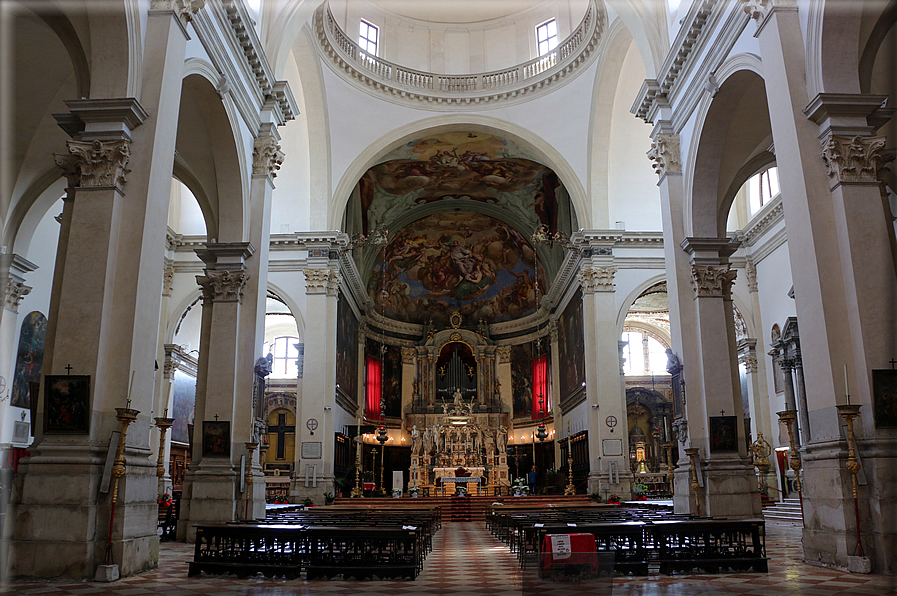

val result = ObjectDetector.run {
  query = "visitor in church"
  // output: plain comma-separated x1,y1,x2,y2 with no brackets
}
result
528,466,537,495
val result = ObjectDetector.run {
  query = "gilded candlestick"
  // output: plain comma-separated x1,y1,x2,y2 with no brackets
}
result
685,447,701,515
564,421,575,496
153,416,175,481
836,404,864,557
111,408,140,505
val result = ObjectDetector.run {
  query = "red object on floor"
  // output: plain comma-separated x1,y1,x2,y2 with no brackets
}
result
539,533,599,578
363,482,376,491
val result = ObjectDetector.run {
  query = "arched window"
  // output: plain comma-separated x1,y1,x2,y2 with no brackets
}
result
621,330,670,375
747,167,780,216
263,336,300,377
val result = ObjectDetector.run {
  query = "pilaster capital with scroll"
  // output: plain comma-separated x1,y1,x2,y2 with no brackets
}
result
401,346,416,364
646,133,681,177
689,265,736,298
196,270,248,303
745,259,758,293
579,265,617,294
151,0,205,25
821,134,891,185
738,351,759,373
253,134,285,178
496,345,512,362
4,279,31,313
162,268,175,297
64,139,131,189
303,268,341,296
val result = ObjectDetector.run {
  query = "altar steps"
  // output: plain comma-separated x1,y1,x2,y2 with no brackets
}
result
333,494,594,522
762,498,803,526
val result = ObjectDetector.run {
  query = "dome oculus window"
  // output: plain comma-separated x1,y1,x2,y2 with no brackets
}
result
536,19,558,56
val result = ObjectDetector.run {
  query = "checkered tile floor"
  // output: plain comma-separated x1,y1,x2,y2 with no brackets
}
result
5,524,896,595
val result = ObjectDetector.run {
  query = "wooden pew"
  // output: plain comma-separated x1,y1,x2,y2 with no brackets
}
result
189,524,305,579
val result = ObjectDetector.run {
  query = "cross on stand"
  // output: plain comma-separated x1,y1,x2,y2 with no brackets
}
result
889,358,896,369
65,364,73,374
214,414,219,421
268,413,296,460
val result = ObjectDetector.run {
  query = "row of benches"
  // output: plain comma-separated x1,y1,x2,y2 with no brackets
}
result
188,505,442,580
489,503,768,576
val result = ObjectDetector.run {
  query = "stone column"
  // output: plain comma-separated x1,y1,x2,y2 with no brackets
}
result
236,117,284,519
578,246,631,498
747,1,896,569
680,238,761,518
178,243,253,541
741,259,774,444
291,262,341,503
495,346,513,418
647,126,708,513
401,347,416,414
548,321,563,468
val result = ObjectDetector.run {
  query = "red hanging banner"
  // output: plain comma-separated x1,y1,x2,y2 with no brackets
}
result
365,355,382,419
532,354,551,420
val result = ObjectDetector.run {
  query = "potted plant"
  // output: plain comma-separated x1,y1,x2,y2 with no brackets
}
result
409,486,420,498
323,491,335,505
456,486,467,497
588,492,602,503
303,497,314,507
158,493,173,508
634,483,649,500
392,488,402,498
608,493,621,505
512,477,530,497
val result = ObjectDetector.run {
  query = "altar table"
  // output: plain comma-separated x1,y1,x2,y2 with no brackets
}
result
437,476,483,496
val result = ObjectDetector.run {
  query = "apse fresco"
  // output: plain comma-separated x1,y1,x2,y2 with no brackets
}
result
369,212,543,326
359,132,560,235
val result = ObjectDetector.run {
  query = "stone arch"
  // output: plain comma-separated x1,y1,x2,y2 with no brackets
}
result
164,289,203,345
686,68,771,238
603,0,667,78
328,116,590,232
616,274,667,333
267,282,306,341
858,0,897,94
176,73,247,243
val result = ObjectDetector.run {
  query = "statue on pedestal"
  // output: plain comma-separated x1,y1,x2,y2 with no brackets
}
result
411,425,421,456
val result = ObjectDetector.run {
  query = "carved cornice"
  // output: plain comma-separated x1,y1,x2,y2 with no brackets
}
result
303,268,341,296
163,344,199,378
64,139,131,189
496,345,512,361
742,197,784,246
253,135,285,178
821,134,890,184
647,133,682,176
690,265,736,298
579,265,617,293
196,269,248,303
4,280,31,313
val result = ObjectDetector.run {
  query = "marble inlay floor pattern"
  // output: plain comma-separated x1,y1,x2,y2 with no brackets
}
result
6,523,896,595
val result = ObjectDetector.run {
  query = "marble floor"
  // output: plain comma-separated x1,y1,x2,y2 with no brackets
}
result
5,523,896,595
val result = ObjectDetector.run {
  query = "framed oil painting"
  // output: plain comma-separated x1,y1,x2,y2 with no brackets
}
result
44,375,90,434
872,370,897,428
709,416,739,453
202,421,231,457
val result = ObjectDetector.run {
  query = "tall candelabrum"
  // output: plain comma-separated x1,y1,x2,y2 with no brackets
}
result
684,447,701,516
836,404,864,558
564,421,576,496
351,435,364,498
664,441,676,496
244,442,258,520
777,410,802,494
106,406,140,565
153,413,175,495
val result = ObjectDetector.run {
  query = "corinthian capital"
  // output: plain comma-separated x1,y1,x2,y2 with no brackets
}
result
197,270,248,303
496,345,512,361
821,134,890,184
304,268,341,296
4,280,31,313
253,135,285,178
646,133,681,177
65,139,131,189
579,266,617,293
151,0,205,25
690,265,736,298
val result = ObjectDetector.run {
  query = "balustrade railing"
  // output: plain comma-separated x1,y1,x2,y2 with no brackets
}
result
321,1,599,97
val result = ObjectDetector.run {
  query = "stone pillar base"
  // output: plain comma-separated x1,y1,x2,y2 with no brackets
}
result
177,464,239,542
290,474,335,506
588,469,633,499
703,456,762,518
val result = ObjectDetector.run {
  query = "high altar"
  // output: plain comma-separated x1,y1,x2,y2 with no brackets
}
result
400,313,512,494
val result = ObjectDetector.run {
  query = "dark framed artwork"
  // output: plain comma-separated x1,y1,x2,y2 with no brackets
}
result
335,294,359,405
709,416,739,453
558,288,585,403
872,370,897,428
202,421,231,457
44,375,90,434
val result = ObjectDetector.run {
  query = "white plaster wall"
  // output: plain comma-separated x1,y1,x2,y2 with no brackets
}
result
606,43,662,231
753,238,796,446
168,179,208,236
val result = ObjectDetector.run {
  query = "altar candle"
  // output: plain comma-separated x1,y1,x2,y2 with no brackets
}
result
126,371,135,409
844,365,850,405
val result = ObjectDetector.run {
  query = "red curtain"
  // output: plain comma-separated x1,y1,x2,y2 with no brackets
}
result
531,354,550,419
365,356,382,419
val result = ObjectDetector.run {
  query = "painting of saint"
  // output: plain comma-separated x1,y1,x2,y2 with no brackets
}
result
11,311,46,409
170,369,196,444
336,294,359,404
369,212,544,326
511,343,532,419
44,375,90,434
202,421,230,457
558,289,585,403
